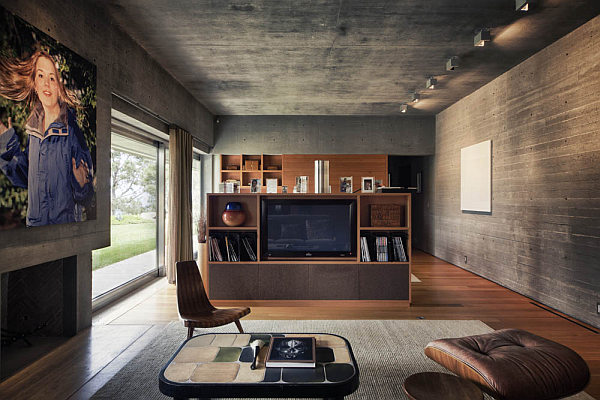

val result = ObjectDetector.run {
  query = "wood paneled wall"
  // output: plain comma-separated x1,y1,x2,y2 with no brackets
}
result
417,15,600,327
282,154,388,193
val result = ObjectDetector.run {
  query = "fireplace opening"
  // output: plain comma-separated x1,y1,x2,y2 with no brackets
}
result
1,256,78,380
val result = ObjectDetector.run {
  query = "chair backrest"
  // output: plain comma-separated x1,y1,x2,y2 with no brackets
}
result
175,260,215,316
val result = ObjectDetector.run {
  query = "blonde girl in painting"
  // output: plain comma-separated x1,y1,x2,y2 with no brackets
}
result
0,49,94,226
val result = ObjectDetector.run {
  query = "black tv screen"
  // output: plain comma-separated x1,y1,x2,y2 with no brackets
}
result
261,198,357,259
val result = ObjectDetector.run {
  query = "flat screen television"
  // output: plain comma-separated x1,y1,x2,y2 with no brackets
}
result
261,198,357,259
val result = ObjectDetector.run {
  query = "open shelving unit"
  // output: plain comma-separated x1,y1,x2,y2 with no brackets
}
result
205,193,411,305
220,154,284,193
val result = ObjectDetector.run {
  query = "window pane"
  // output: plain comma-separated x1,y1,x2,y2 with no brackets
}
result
91,133,158,298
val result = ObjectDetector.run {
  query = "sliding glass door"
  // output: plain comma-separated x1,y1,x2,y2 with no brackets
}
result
92,133,160,299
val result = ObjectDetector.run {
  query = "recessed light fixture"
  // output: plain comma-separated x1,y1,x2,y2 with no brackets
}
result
401,103,408,113
515,0,535,11
412,92,420,103
426,77,437,90
474,29,491,47
446,56,459,71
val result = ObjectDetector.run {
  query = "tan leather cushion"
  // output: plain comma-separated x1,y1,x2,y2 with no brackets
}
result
425,328,590,400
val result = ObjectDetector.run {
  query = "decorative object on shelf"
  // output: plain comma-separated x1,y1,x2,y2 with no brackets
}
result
224,179,240,193
250,178,261,193
340,176,353,193
295,176,309,193
197,211,207,243
222,202,246,227
244,159,260,170
282,185,288,194
362,177,374,193
370,204,403,227
314,160,330,193
225,164,240,170
265,165,279,170
266,178,278,193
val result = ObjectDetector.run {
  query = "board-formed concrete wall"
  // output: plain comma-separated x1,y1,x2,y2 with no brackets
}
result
0,0,213,329
214,116,435,155
418,15,600,327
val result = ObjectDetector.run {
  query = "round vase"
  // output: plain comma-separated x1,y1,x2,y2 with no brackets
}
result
222,202,246,227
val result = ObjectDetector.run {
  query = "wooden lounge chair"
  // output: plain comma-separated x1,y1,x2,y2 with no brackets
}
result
176,260,251,339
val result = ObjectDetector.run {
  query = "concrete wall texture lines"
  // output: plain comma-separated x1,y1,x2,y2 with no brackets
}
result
214,116,435,155
417,15,600,328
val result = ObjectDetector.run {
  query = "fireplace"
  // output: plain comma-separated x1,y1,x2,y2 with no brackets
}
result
1,256,79,379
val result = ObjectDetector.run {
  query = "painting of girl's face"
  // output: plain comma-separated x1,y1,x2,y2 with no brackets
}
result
34,56,59,109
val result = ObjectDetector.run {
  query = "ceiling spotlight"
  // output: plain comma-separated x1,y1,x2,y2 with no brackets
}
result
515,0,535,11
446,56,459,71
474,29,491,47
412,92,420,103
426,77,437,90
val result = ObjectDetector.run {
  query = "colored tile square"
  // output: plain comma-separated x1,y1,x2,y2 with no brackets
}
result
214,347,242,362
316,347,335,363
232,334,251,347
190,363,239,383
163,362,197,383
239,347,255,362
186,334,215,347
234,362,266,383
325,363,355,382
282,365,325,383
263,367,282,382
211,334,238,347
333,347,351,363
250,334,272,343
173,346,219,363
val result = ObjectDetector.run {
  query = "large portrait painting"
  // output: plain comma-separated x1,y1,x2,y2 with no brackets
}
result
0,6,96,229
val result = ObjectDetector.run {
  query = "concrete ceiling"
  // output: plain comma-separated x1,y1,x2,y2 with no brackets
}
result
104,0,599,116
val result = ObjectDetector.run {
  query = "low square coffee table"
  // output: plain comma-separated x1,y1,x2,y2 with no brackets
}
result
159,332,359,400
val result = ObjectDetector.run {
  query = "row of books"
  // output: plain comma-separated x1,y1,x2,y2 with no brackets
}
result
209,235,257,262
360,235,407,262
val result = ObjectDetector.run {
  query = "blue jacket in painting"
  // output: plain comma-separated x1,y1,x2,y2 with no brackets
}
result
0,103,94,226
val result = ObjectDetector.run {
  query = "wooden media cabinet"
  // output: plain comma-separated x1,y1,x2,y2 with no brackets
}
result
206,193,411,305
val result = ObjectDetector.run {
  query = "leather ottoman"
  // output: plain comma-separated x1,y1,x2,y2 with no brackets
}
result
424,328,590,400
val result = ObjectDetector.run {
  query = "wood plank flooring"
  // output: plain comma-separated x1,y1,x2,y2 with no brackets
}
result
0,249,598,399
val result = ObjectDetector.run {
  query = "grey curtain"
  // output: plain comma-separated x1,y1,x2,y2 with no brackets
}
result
167,125,193,283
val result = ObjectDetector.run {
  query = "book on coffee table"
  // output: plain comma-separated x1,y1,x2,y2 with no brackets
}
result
265,336,316,368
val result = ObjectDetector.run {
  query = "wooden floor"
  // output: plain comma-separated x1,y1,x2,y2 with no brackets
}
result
0,250,598,399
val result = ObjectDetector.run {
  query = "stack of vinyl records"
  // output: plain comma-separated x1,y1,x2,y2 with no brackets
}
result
360,236,371,262
392,236,407,262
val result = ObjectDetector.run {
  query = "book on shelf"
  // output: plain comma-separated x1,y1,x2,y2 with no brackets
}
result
376,236,388,262
265,336,316,368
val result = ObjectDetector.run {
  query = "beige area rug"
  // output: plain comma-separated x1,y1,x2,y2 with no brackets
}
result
92,320,594,400
410,274,421,283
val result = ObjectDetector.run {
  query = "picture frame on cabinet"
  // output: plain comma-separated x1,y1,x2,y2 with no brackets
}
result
340,177,353,193
361,177,374,193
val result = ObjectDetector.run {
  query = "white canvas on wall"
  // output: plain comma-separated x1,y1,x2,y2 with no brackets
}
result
461,140,491,212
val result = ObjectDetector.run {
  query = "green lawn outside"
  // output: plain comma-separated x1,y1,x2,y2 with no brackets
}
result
92,222,156,270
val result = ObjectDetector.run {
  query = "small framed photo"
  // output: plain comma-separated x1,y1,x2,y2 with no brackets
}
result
250,178,261,193
266,178,278,193
340,177,353,193
282,185,288,194
361,177,374,193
